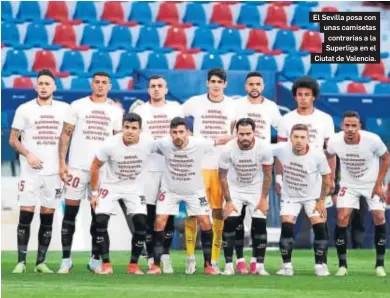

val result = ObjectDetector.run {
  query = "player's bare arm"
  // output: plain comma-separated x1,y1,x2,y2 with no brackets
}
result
275,157,283,196
90,157,105,210
219,167,237,219
315,173,331,218
257,164,273,214
9,128,43,169
59,122,74,181
373,151,390,200
325,139,336,194
215,135,235,146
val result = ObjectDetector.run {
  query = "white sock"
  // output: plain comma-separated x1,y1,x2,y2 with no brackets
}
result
211,261,218,266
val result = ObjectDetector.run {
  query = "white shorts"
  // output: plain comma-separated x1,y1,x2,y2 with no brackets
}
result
156,189,210,217
336,186,386,211
95,187,147,215
229,190,266,219
62,168,92,201
280,198,320,218
144,171,163,205
18,175,62,209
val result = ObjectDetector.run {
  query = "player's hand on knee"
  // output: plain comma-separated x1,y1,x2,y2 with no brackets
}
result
223,201,238,219
27,152,43,169
256,198,268,215
372,183,385,202
59,164,69,182
275,183,281,197
314,199,327,219
90,195,98,210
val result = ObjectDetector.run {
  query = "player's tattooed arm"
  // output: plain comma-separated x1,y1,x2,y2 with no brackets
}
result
319,173,332,201
260,164,273,200
59,122,75,164
219,168,231,202
9,128,29,157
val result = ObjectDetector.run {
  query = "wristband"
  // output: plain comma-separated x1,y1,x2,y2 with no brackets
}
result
276,174,282,185
91,191,99,196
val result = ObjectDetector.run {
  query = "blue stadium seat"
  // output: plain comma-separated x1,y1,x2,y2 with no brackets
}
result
183,2,207,26
80,25,105,49
55,78,63,90
88,51,113,74
108,25,133,50
366,118,390,138
229,54,250,70
218,28,242,52
321,81,340,93
291,4,312,28
73,2,109,25
60,51,85,75
308,63,332,80
1,78,5,89
71,77,90,90
273,29,296,53
237,3,261,28
24,23,60,50
136,25,160,50
111,78,120,91
256,55,277,72
1,111,10,128
1,22,22,47
201,53,223,70
2,49,31,76
335,64,359,80
281,55,304,80
191,26,215,51
15,1,52,23
146,53,169,69
128,2,152,24
1,1,12,21
116,52,141,76
374,82,390,95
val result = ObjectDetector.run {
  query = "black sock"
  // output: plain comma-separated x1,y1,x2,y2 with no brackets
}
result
90,207,100,260
96,214,110,263
235,206,246,259
313,223,327,265
279,222,294,263
251,218,267,264
201,229,213,267
163,216,174,255
323,221,329,264
36,213,54,265
17,210,34,264
153,230,165,266
335,225,348,268
374,223,387,268
61,205,79,259
130,214,147,264
146,204,156,259
223,217,238,264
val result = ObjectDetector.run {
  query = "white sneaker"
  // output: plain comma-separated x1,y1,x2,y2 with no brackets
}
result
375,266,386,277
255,264,270,276
185,256,196,274
315,264,330,276
57,258,73,274
87,258,101,272
276,263,294,276
147,258,154,270
211,262,221,275
322,264,330,276
335,266,348,276
161,254,174,274
222,263,235,275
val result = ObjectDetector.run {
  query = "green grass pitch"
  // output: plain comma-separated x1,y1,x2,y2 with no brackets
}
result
2,250,389,298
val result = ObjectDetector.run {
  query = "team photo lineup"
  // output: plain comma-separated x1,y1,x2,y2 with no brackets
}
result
7,67,389,277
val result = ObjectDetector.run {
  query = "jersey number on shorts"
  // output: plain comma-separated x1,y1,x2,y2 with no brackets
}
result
158,192,166,201
66,175,80,188
99,189,109,198
338,187,347,197
18,180,25,192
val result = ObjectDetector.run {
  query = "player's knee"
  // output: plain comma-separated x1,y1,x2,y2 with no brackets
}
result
40,213,54,226
165,215,175,233
281,222,294,239
63,205,80,222
212,209,223,220
372,212,386,225
337,211,350,227
132,214,147,231
198,215,212,231
65,199,80,207
154,216,167,231
19,210,34,225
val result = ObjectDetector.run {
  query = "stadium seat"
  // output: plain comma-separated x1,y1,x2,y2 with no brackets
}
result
116,52,141,76
1,78,5,89
71,77,90,90
111,78,120,91
321,6,338,12
210,3,233,27
229,54,250,70
174,52,196,69
321,81,340,93
1,1,12,21
88,51,113,74
24,23,60,50
264,5,288,28
16,1,51,23
374,82,390,94
164,26,188,51
60,50,85,75
256,54,277,72
201,53,224,69
273,1,293,5
108,25,133,50
101,1,137,25
32,50,69,77
308,63,332,80
346,82,367,94
183,2,207,26
281,55,304,80
246,29,281,54
55,78,64,90
291,5,312,28
146,52,169,69
237,3,261,27
362,61,386,80
53,24,89,50
128,79,134,90
218,28,242,52
273,29,296,53
80,25,105,49
45,1,80,24
156,2,180,25
128,2,152,24
366,118,390,138
300,30,322,53
2,49,31,76
1,22,23,48
13,77,34,88
73,1,108,24
136,25,160,50
191,26,214,51
335,64,359,80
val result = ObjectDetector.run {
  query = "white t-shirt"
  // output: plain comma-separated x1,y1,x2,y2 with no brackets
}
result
232,97,282,143
155,136,214,195
183,93,234,169
327,130,388,189
96,133,155,195
12,99,69,176
65,97,123,171
273,143,331,201
133,100,184,171
219,138,274,194
278,109,335,149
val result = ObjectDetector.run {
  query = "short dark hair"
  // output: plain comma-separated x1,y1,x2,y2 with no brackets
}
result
290,123,309,135
292,77,320,98
123,112,142,128
207,68,227,82
37,69,55,81
236,118,256,131
149,75,166,86
246,71,263,81
170,117,188,129
342,111,360,121
93,72,110,80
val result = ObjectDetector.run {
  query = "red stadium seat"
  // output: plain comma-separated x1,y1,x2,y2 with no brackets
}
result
347,82,367,94
45,1,81,24
362,61,386,80
210,3,233,27
273,1,293,6
53,24,89,50
300,30,322,53
156,2,180,25
321,6,338,12
246,29,282,54
164,26,188,51
32,50,69,77
174,52,196,69
264,5,288,28
13,77,34,88
128,79,134,90
101,2,137,26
